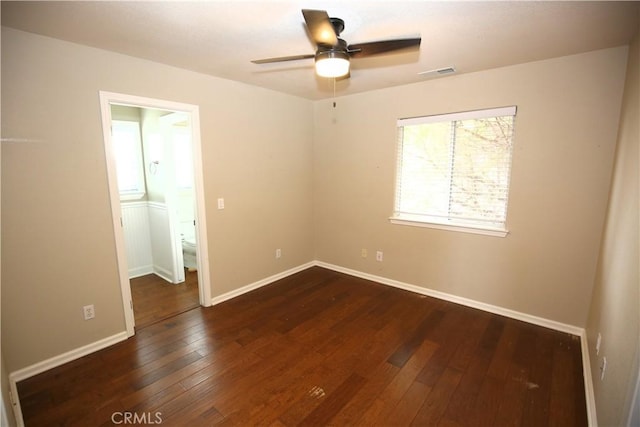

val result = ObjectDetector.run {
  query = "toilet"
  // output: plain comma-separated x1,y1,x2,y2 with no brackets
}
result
182,236,197,271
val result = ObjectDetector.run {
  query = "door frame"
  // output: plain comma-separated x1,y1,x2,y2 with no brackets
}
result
99,91,212,337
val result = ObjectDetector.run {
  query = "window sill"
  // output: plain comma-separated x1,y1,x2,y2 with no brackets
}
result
389,216,509,238
120,191,146,201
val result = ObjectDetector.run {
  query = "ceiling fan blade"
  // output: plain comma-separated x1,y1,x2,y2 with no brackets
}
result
302,9,338,47
251,54,315,64
348,37,421,58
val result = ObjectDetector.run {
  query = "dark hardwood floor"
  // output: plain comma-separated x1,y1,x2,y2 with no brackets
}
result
17,267,587,426
131,270,199,330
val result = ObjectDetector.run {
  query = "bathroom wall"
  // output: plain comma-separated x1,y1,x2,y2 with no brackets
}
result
165,117,196,243
110,105,155,278
139,108,187,283
141,109,166,204
111,105,194,280
111,105,141,127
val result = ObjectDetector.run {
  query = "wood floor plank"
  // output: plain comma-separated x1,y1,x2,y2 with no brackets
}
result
522,329,555,427
388,308,444,368
211,338,313,416
470,374,505,426
298,372,367,426
486,320,521,380
448,309,492,371
412,367,464,426
131,270,199,329
415,308,467,387
443,350,494,424
356,339,438,424
17,267,588,426
385,380,432,425
277,362,351,426
549,338,577,427
440,314,506,425
329,361,400,425
130,351,204,390
495,384,526,425
225,347,329,426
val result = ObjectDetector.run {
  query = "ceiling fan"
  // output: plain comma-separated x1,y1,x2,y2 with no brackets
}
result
251,9,421,79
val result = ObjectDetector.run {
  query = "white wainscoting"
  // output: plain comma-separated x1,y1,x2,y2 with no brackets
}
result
121,202,153,278
147,202,180,283
122,201,183,283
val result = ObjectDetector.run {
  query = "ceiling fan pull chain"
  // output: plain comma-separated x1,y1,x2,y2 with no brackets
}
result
333,78,337,108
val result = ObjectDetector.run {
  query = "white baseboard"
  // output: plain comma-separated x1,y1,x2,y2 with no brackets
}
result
315,261,584,335
9,331,128,426
580,329,598,426
153,265,174,283
128,265,154,279
9,331,128,384
210,262,316,306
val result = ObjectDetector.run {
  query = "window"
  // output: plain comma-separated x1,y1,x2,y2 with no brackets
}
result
112,120,146,200
391,106,516,237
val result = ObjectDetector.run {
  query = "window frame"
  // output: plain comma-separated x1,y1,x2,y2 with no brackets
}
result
390,106,517,237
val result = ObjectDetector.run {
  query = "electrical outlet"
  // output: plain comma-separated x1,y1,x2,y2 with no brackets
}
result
217,198,225,209
361,249,367,258
376,251,383,262
600,356,607,380
275,248,282,259
83,304,95,320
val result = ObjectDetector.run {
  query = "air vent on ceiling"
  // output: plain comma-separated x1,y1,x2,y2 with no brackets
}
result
418,66,457,77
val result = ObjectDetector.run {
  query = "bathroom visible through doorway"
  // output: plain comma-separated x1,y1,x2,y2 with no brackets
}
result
99,91,212,336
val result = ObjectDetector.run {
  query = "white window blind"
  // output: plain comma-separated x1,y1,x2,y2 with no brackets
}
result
393,106,516,236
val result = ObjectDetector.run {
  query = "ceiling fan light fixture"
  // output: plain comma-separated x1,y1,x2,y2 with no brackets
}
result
315,50,350,78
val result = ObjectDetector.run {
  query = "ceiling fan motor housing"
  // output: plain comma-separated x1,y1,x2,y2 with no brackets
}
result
315,49,350,63
315,39,350,78
316,36,349,62
317,38,348,54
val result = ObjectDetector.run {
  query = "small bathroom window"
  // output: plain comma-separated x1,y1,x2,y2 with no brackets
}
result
112,120,146,200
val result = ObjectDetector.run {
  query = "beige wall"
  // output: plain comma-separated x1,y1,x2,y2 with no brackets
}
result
586,25,640,426
1,27,314,373
313,47,628,327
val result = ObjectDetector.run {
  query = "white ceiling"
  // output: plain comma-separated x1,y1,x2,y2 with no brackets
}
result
2,1,639,100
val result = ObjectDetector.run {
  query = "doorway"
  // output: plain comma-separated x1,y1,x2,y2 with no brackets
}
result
99,91,211,336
